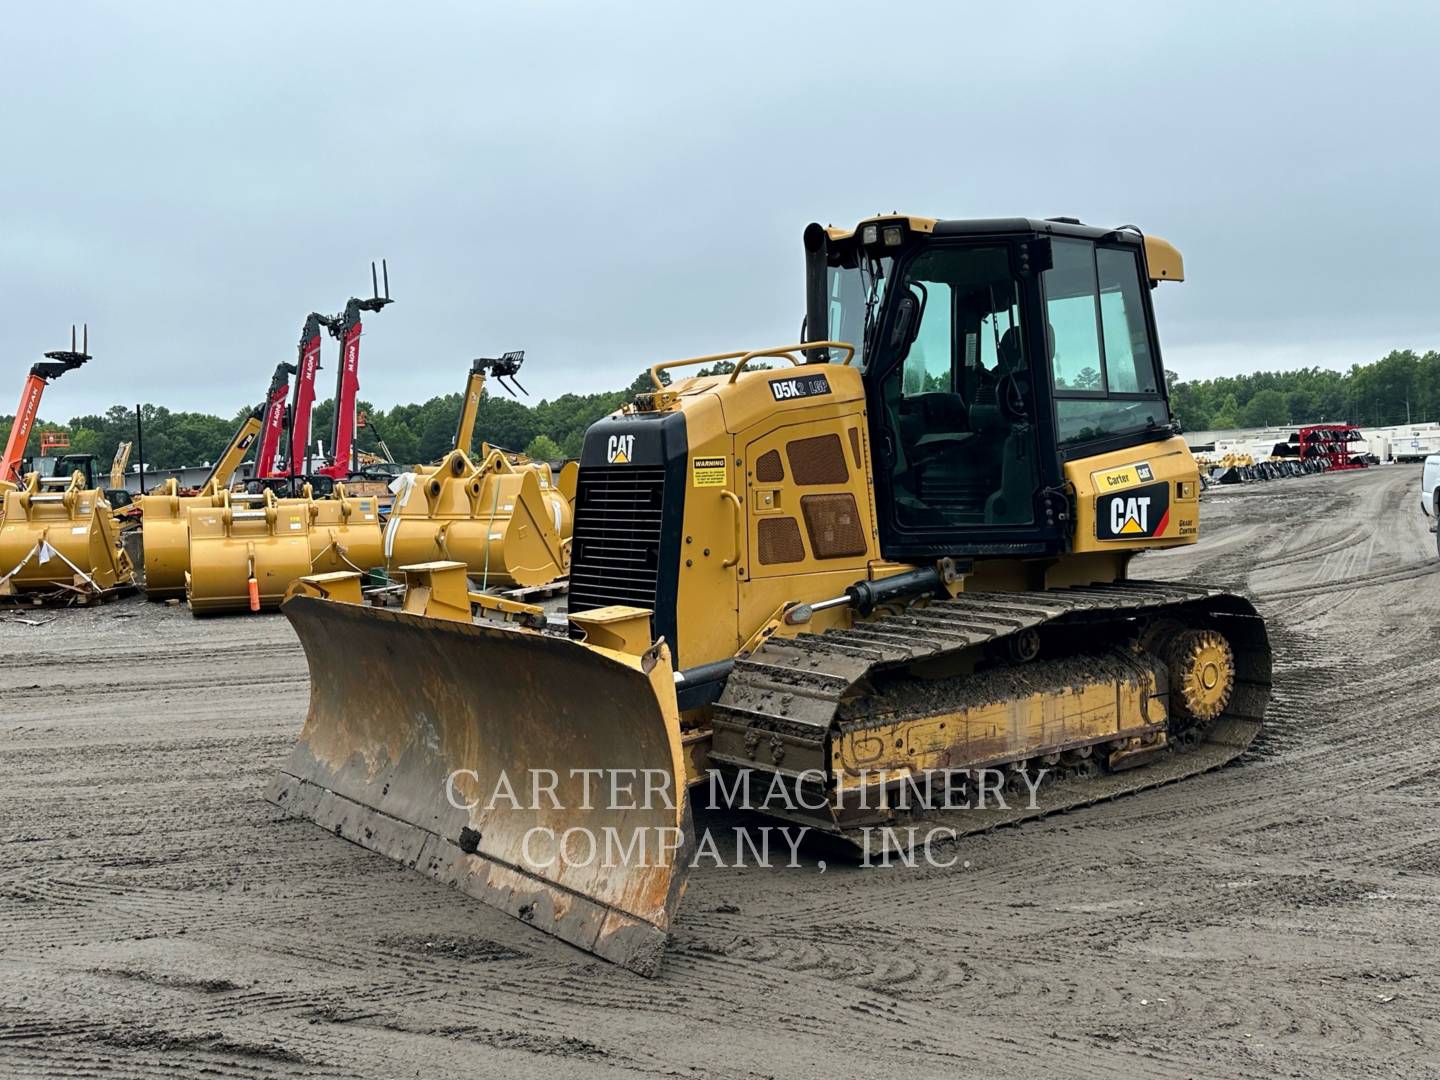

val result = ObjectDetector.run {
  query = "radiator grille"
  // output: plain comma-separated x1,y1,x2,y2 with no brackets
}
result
568,466,667,613
758,516,805,564
755,449,784,483
786,433,849,485
801,493,867,558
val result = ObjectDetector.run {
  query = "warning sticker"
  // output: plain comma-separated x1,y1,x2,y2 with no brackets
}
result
692,456,727,487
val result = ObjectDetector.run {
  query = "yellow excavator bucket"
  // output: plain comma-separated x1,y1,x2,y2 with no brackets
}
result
0,472,135,599
306,486,383,573
185,486,384,613
383,448,572,588
267,585,692,974
186,490,312,612
138,480,223,599
136,410,267,600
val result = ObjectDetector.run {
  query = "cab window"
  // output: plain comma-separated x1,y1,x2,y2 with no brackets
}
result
1044,238,1167,446
1097,248,1157,394
900,282,953,395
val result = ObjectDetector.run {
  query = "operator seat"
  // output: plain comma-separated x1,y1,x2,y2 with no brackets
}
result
980,324,1039,524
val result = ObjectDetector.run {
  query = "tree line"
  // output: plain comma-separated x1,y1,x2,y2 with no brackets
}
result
3,350,1435,473
1167,349,1440,432
1,371,658,472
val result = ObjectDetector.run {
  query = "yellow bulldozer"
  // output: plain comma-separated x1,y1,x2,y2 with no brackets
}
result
269,214,1272,975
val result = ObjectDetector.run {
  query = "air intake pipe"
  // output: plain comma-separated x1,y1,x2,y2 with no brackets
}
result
803,222,830,364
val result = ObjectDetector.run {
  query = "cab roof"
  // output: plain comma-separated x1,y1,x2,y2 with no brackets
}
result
820,214,1183,283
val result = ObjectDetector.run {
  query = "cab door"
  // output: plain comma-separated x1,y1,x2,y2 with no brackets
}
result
867,240,1060,559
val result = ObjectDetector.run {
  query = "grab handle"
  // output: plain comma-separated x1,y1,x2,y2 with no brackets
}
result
721,489,742,569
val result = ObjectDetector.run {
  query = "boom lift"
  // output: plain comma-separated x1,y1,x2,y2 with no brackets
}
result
283,313,328,483
269,214,1273,975
454,351,525,455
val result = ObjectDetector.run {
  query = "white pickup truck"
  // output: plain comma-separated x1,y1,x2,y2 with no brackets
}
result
1424,455,1440,555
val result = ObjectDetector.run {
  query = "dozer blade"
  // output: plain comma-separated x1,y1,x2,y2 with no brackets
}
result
267,595,692,975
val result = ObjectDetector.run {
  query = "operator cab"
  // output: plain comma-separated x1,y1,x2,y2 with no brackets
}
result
805,216,1180,559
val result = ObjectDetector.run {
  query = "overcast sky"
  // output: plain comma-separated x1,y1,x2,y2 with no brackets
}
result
2,2,1437,418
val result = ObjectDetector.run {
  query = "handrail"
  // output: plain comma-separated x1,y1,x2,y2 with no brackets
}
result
720,489,742,568
727,341,855,384
648,340,856,391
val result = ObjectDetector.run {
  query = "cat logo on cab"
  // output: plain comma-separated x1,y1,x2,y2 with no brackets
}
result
1096,481,1170,540
606,434,635,464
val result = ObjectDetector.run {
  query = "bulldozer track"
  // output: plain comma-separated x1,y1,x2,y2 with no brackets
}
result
713,581,1270,849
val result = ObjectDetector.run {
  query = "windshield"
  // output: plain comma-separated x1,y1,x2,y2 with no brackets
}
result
825,254,890,369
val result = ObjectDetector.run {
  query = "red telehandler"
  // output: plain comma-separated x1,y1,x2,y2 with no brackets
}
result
1,326,89,486
255,360,297,481
316,261,392,481
256,263,392,494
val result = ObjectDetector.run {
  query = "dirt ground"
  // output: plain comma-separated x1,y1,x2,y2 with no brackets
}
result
3,465,1438,1079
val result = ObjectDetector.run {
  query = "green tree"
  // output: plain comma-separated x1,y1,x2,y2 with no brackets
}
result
524,434,563,461
1210,393,1242,430
1240,388,1288,427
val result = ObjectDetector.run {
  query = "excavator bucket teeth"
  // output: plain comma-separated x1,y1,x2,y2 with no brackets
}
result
267,595,693,975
